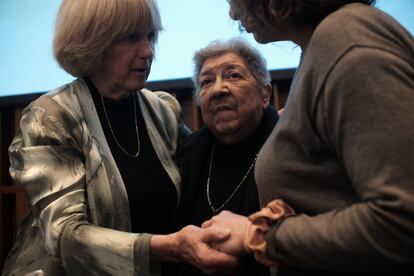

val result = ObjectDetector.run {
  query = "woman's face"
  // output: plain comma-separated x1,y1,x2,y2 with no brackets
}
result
198,52,271,144
92,30,155,99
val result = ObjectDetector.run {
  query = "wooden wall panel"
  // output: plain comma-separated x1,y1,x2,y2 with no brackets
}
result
0,107,14,270
0,110,3,269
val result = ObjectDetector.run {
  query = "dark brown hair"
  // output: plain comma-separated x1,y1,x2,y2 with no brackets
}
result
237,0,375,29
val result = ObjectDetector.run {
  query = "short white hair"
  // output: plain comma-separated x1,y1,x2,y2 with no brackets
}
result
192,38,270,103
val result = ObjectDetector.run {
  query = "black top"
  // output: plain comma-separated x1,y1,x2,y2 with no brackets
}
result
188,118,273,226
86,78,177,234
170,107,278,276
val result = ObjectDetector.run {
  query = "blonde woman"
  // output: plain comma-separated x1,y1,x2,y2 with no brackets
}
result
3,0,236,275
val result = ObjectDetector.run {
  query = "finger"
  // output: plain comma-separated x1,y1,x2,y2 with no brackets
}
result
201,226,231,243
201,219,213,228
218,210,233,215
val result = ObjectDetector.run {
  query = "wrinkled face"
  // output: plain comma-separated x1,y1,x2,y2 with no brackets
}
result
93,30,155,99
199,53,270,144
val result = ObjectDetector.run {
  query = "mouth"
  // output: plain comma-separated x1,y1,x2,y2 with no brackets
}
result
243,24,254,33
131,68,147,73
242,24,250,32
215,105,233,113
130,68,149,78
240,21,257,34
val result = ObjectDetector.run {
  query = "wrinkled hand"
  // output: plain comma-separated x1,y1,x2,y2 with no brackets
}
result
201,211,250,256
175,225,238,274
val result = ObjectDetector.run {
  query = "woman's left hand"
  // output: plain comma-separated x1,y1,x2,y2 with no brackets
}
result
201,211,251,256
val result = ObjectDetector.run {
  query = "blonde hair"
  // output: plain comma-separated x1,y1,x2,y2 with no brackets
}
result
54,0,162,77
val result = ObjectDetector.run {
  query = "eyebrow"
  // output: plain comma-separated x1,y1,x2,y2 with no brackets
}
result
199,62,247,77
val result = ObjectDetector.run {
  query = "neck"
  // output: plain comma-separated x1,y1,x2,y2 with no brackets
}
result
288,26,315,51
89,76,130,100
214,122,261,145
214,125,259,144
215,134,245,145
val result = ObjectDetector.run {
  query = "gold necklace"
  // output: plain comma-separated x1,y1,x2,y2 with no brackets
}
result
100,93,140,158
206,142,258,214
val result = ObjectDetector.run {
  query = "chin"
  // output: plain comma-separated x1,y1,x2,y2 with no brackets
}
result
252,28,289,44
252,32,274,44
215,124,239,138
128,82,146,92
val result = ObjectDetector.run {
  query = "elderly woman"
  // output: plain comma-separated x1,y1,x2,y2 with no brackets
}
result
203,0,414,275
2,0,237,275
170,38,276,276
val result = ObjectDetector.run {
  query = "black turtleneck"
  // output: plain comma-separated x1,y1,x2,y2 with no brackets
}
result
192,108,277,226
86,78,177,234
207,123,268,214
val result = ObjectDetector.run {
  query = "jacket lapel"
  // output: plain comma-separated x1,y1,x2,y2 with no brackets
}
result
73,79,131,231
138,89,182,203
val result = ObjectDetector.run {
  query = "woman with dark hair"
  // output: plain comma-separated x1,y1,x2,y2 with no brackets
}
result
2,0,237,275
203,0,414,275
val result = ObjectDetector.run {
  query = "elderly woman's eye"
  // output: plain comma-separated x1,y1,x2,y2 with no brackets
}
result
200,78,212,87
228,72,242,79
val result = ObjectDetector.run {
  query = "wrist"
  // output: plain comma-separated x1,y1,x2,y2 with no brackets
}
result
244,199,295,266
150,233,180,262
242,219,253,254
264,217,288,260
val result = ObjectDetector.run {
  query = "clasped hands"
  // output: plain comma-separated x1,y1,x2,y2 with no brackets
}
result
164,213,248,275
173,199,294,274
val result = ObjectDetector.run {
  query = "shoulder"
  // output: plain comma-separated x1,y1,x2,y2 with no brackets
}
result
317,4,386,35
181,126,210,145
302,4,414,93
313,4,413,54
29,79,84,122
140,89,182,121
18,80,84,147
177,126,211,156
139,88,191,144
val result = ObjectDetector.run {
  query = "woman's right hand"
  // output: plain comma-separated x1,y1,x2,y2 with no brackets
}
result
150,225,238,274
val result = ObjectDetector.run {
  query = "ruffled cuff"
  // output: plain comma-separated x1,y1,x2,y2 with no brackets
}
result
243,199,295,266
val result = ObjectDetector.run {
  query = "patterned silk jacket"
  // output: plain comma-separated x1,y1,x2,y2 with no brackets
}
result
3,78,189,276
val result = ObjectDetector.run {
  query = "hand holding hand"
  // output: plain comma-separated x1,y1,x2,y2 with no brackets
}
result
201,210,251,256
173,225,238,274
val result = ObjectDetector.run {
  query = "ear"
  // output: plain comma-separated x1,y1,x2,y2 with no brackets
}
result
274,0,294,21
262,84,272,108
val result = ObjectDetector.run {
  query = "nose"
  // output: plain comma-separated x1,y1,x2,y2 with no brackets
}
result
137,38,154,60
211,78,230,100
229,2,239,20
229,9,238,20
